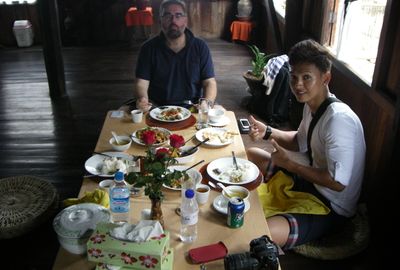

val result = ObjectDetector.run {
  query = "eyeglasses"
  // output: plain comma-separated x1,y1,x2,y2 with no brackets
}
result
161,13,186,21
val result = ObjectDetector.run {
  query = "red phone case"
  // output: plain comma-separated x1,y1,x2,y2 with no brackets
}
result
188,241,228,264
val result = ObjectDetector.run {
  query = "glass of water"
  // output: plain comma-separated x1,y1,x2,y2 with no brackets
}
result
196,98,212,129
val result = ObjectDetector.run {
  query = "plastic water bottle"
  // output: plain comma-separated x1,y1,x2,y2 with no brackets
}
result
109,171,130,223
180,189,199,243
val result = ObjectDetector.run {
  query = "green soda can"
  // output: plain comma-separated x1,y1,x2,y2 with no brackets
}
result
227,197,245,228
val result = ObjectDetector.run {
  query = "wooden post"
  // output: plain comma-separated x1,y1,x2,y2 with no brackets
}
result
37,0,66,98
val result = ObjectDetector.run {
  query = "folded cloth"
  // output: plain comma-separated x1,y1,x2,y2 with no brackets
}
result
262,54,289,95
110,220,164,242
63,189,109,208
257,170,330,218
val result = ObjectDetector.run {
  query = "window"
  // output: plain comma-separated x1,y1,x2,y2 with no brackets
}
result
272,0,286,18
325,0,387,85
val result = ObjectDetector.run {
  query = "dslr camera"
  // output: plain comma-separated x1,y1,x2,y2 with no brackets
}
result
224,235,279,270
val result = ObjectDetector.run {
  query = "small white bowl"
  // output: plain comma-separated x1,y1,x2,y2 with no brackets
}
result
175,145,199,164
109,135,132,152
99,179,114,191
208,108,225,123
221,185,250,203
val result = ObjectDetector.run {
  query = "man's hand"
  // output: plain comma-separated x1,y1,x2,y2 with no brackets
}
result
136,97,152,112
248,115,267,141
270,139,290,169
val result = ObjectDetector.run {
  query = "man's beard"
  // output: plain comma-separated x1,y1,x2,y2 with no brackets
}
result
166,28,184,39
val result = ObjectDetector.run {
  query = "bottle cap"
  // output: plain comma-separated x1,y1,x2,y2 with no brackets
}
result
185,189,195,198
114,171,124,181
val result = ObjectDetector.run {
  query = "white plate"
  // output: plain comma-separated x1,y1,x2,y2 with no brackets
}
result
207,157,259,185
162,165,202,191
149,106,191,122
209,115,230,127
132,127,171,146
195,127,234,147
213,195,250,215
84,152,134,177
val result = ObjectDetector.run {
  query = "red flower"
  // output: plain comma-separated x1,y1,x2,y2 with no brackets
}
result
169,134,185,148
155,147,169,159
142,130,156,145
89,233,106,244
121,252,138,264
139,255,159,268
88,248,104,258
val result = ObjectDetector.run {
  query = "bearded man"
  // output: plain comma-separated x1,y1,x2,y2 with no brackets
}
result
132,0,218,112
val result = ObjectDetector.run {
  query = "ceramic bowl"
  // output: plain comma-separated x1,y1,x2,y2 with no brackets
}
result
208,108,225,123
168,165,203,188
175,145,199,164
99,179,114,191
109,135,132,152
221,185,250,204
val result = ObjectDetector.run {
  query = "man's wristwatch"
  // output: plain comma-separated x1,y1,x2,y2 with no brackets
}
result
263,125,272,140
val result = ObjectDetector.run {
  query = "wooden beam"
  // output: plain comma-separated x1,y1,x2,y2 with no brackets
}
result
36,0,66,98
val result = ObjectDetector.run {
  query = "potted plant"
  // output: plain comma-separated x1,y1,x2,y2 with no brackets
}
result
243,45,274,95
126,132,188,228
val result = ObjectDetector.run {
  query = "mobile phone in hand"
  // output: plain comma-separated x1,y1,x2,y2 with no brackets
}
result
238,118,250,134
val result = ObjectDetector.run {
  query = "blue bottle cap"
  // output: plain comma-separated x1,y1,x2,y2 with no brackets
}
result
114,171,124,181
185,189,195,198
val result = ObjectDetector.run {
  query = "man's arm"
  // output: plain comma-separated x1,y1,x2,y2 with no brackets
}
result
202,77,217,104
134,78,152,112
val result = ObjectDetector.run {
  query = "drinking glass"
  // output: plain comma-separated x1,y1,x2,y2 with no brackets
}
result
196,98,212,129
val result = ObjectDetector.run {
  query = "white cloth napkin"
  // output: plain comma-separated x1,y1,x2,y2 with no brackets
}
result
109,220,164,242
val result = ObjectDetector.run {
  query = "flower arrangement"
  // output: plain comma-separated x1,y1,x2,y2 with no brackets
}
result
126,130,187,200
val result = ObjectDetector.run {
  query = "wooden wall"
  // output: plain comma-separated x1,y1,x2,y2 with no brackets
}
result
0,0,235,47
0,3,41,46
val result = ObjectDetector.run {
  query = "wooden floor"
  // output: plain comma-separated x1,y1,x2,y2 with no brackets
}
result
0,39,373,269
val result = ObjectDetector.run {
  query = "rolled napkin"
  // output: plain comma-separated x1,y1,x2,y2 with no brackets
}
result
63,189,109,208
110,220,164,242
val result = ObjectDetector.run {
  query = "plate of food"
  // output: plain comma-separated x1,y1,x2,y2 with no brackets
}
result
132,127,171,146
162,165,202,191
195,127,237,147
150,106,191,122
84,152,136,177
206,157,259,185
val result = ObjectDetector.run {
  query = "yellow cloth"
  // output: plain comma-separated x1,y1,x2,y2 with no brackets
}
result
63,189,110,208
257,170,330,218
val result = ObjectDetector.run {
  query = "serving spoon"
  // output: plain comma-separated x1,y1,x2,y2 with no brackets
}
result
217,182,234,197
111,131,121,145
180,138,210,156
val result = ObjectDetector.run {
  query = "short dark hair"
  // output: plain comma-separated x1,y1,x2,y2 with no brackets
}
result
288,39,332,73
160,0,186,17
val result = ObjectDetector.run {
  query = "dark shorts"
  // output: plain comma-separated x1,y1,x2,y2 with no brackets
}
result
275,172,349,250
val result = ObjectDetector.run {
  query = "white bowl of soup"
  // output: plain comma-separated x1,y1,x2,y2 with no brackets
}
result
109,135,132,152
221,185,250,204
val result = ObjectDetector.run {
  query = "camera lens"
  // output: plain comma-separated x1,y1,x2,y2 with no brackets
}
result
224,252,259,270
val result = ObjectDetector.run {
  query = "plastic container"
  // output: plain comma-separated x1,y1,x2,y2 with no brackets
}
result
180,189,199,243
53,203,110,254
109,171,130,223
13,20,34,47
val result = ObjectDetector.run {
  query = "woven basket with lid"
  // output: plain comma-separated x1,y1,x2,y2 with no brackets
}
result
0,175,59,239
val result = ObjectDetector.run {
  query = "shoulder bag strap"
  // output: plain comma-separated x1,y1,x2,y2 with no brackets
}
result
307,97,341,165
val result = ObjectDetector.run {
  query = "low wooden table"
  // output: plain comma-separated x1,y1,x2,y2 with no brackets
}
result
52,110,274,269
